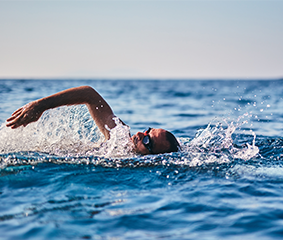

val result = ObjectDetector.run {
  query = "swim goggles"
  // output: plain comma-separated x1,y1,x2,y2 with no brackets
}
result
143,128,153,154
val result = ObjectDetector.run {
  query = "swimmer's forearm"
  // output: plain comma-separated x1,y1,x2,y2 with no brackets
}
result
39,86,116,138
7,86,117,139
39,86,105,110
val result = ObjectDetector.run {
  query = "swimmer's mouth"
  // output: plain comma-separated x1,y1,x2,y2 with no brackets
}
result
132,136,138,146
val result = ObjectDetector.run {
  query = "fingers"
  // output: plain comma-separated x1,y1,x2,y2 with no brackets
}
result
6,115,19,122
12,107,23,116
7,118,25,129
7,108,23,122
6,111,25,128
6,116,22,128
6,111,36,129
6,103,40,129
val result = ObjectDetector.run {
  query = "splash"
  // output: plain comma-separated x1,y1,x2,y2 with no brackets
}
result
0,106,134,159
95,117,135,158
0,109,259,169
0,106,100,155
178,114,259,167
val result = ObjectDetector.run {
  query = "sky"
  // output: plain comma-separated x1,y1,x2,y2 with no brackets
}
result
0,1,283,80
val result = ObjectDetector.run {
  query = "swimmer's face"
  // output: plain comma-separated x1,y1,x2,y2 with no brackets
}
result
131,128,170,155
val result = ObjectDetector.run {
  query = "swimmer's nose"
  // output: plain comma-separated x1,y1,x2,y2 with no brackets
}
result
136,132,144,141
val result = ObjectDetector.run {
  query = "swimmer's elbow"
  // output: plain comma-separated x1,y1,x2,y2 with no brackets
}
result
80,86,103,104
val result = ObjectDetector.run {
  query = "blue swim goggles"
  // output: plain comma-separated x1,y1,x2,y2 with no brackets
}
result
143,128,153,154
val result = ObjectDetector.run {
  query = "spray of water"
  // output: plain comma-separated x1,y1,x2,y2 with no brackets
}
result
0,106,102,155
0,108,258,169
178,114,259,167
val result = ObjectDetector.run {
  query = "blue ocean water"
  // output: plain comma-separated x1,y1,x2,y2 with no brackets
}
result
0,79,283,239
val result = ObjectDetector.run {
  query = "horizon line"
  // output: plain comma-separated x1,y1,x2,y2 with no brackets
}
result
0,77,282,81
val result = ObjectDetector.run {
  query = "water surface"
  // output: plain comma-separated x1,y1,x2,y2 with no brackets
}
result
1,79,283,239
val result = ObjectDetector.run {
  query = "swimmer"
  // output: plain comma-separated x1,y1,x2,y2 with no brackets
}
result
6,86,180,155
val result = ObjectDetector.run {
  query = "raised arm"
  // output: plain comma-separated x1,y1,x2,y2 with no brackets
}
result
6,86,117,139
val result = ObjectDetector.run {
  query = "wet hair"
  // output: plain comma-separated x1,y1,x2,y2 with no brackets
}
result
165,131,181,153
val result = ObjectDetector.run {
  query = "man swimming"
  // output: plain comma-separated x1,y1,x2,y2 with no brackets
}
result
6,86,180,155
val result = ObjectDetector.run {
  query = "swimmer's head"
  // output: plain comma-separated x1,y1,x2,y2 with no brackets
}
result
131,128,180,155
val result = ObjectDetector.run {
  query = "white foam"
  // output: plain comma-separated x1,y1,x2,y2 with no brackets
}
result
0,106,134,158
0,110,259,168
179,115,259,166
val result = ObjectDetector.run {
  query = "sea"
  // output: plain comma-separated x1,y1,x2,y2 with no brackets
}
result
0,79,283,240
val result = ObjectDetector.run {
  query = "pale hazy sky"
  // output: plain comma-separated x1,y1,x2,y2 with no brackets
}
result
0,1,282,79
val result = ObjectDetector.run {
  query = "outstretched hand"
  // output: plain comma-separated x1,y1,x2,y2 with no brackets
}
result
6,101,44,129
